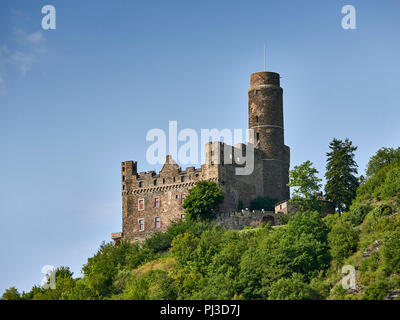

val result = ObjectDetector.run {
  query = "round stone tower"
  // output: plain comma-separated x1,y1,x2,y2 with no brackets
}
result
248,71,290,200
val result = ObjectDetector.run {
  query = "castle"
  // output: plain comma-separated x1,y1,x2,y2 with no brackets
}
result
111,71,290,243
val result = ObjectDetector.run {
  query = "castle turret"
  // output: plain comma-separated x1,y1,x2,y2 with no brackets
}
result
248,71,290,200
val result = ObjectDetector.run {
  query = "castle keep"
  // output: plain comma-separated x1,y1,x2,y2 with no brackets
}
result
112,71,290,242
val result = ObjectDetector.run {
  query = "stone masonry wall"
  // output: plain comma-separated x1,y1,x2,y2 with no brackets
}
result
215,210,281,229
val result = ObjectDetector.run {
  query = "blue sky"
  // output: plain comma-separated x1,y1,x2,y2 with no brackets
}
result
0,0,399,293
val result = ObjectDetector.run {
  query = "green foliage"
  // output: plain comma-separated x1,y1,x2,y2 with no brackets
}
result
288,160,323,211
342,202,371,226
143,219,213,253
5,145,400,301
1,287,21,300
170,233,200,267
250,197,279,211
382,231,400,274
376,165,400,202
328,221,359,265
182,181,224,221
366,147,400,177
362,279,390,300
277,212,291,225
325,138,359,213
268,273,314,300
289,161,322,198
121,270,177,300
79,241,155,299
237,211,329,299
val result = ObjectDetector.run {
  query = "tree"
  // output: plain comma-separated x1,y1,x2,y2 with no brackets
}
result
182,181,224,221
1,287,21,300
366,147,400,177
325,138,359,214
288,160,322,211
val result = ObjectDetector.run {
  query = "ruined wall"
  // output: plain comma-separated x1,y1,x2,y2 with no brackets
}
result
215,209,281,229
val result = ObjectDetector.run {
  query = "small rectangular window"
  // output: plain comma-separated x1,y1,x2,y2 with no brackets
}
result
181,176,185,182
180,214,185,221
154,197,160,208
139,182,143,188
155,217,161,228
256,132,260,141
178,194,185,205
139,219,145,231
154,180,157,186
138,199,144,210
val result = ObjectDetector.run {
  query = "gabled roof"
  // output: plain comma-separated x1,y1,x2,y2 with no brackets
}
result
160,155,181,173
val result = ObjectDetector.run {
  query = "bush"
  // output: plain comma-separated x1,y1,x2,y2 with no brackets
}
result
268,273,314,300
363,279,390,300
143,231,172,252
122,270,177,300
342,203,371,226
170,233,200,267
376,165,400,201
382,231,400,274
143,219,214,253
328,221,359,265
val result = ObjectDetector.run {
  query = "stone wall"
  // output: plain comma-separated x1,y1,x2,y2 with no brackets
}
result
215,209,281,230
121,155,219,241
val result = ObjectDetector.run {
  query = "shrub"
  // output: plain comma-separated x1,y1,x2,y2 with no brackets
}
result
382,231,400,274
268,274,314,300
363,279,390,300
376,165,400,201
170,233,200,267
328,221,359,265
342,203,371,226
122,270,177,300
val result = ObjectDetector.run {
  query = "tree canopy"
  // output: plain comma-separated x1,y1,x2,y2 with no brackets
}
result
182,181,224,220
288,160,322,212
325,138,359,214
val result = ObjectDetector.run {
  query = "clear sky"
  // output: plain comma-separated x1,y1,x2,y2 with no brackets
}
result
0,0,399,293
